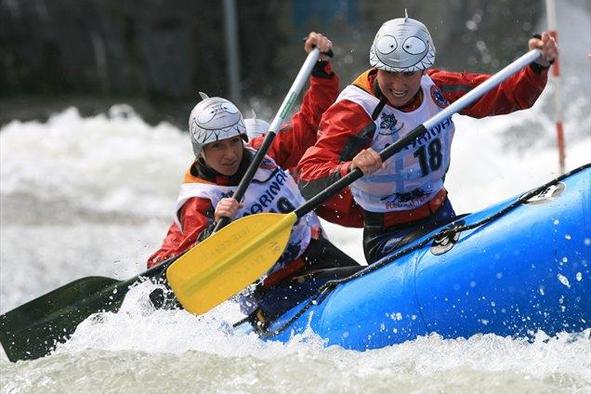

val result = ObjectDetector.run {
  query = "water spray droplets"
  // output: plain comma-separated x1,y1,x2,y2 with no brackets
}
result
557,274,571,288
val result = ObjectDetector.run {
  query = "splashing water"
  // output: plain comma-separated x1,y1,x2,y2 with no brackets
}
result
1,3,590,391
1,102,589,393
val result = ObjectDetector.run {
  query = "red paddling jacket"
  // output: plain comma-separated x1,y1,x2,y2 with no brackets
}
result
296,63,549,230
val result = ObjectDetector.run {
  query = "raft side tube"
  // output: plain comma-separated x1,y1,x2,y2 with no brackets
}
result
261,165,591,349
415,166,591,338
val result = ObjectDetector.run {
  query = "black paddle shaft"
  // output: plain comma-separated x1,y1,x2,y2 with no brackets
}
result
213,48,322,232
215,48,334,231
214,131,277,231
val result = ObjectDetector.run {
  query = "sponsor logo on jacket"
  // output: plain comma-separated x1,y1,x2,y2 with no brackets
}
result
430,85,449,108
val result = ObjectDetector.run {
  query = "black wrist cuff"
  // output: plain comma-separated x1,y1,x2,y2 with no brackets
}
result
198,221,217,242
312,61,333,79
529,62,550,74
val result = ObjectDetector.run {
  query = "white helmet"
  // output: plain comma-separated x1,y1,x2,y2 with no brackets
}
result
369,13,436,72
188,92,248,157
244,110,270,139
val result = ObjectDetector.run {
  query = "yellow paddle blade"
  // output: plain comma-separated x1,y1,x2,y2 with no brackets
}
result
166,212,298,314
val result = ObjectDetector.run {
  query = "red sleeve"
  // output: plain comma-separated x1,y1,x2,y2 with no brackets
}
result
428,64,548,118
250,63,339,170
297,98,372,189
146,197,214,268
295,98,373,227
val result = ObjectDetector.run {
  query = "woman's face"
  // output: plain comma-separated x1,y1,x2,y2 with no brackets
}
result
376,69,424,108
201,135,244,176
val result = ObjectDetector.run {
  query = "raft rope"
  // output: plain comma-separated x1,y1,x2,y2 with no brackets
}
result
255,163,590,338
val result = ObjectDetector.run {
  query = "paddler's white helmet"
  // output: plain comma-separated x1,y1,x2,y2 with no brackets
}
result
244,110,270,139
189,92,248,157
369,12,436,72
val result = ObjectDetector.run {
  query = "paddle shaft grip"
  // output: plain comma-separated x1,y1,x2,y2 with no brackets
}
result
295,49,543,219
213,48,321,232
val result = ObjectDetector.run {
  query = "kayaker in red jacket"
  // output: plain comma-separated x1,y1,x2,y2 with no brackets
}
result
148,32,340,268
148,33,360,322
296,15,559,264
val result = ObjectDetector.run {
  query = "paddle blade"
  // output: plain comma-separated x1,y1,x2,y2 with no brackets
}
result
0,276,124,362
166,212,298,314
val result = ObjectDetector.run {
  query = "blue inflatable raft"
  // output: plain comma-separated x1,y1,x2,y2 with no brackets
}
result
237,164,591,350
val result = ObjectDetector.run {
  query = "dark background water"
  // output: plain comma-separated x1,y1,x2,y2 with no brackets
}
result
0,0,584,128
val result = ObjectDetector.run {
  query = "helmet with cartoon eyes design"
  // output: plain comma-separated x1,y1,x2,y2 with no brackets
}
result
188,92,248,157
369,15,436,72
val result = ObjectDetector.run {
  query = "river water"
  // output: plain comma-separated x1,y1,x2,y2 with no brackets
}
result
1,4,591,394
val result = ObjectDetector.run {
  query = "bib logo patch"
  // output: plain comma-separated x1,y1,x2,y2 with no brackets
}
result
260,157,277,171
430,85,449,108
378,112,404,135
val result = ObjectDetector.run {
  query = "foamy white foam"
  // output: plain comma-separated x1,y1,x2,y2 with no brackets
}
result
52,280,590,386
0,106,191,218
1,3,590,388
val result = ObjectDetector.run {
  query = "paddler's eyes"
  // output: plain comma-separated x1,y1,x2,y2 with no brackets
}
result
209,136,242,150
229,136,242,145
